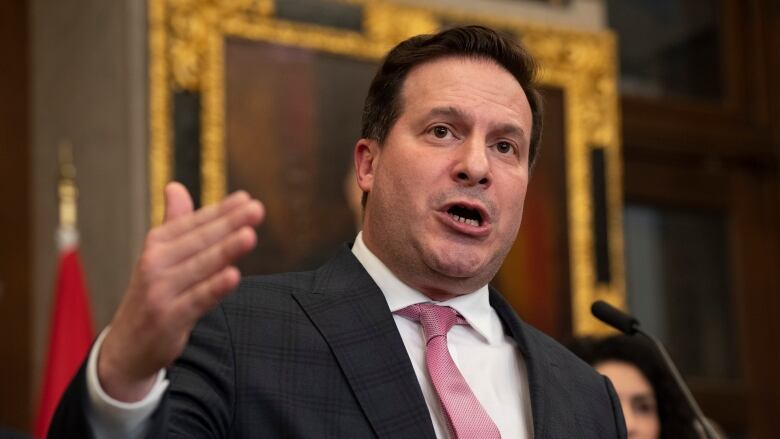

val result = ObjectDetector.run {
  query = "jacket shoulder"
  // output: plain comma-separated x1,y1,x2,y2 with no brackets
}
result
222,270,317,306
523,325,627,437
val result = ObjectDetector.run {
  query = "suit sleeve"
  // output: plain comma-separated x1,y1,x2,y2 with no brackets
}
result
47,362,97,439
48,304,237,439
603,375,628,439
148,304,237,438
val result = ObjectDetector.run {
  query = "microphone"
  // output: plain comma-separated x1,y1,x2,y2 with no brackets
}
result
591,300,639,335
590,300,722,439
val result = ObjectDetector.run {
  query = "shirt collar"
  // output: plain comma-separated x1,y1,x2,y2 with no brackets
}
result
352,231,502,345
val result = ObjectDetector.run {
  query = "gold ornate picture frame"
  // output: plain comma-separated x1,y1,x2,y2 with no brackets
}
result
148,0,625,336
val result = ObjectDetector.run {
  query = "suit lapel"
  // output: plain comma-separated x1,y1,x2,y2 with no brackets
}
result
489,288,573,439
294,246,436,439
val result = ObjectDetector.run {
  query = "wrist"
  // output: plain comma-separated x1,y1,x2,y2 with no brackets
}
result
97,330,157,403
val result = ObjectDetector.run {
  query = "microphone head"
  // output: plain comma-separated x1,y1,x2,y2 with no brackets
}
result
591,300,639,335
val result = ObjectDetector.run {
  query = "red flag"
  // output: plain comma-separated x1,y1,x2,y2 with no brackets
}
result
33,245,94,438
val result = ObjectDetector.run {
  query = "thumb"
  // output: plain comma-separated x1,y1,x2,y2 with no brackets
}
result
163,181,194,223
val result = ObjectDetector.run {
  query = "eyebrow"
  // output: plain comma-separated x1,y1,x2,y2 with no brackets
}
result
493,122,527,142
425,106,527,141
427,106,467,119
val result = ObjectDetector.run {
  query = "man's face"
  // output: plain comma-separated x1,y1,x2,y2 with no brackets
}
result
356,56,533,299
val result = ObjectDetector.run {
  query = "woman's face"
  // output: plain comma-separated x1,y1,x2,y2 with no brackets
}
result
596,360,661,439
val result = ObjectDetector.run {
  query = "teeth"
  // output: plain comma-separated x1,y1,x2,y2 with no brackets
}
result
448,212,480,227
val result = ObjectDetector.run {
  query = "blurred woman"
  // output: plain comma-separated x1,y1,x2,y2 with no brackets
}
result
568,335,700,439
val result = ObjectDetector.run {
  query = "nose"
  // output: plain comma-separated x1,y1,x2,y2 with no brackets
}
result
622,405,636,438
451,140,491,187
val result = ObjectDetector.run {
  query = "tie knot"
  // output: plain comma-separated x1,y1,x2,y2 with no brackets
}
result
395,303,467,341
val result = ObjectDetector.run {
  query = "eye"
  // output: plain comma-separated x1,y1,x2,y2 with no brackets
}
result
432,125,450,138
632,397,657,415
495,141,515,154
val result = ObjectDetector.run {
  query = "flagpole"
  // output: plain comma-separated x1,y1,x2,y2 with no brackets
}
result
33,141,95,438
57,141,78,250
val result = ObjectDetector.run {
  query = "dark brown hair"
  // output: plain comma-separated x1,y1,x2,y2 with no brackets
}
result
361,25,544,167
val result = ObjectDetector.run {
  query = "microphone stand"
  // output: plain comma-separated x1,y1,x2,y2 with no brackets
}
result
634,328,721,439
590,301,722,439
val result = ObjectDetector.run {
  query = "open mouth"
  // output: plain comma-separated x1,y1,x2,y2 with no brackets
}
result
446,204,484,227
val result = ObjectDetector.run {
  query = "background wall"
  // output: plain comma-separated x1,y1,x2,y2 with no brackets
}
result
27,0,148,430
0,0,32,431
397,0,606,29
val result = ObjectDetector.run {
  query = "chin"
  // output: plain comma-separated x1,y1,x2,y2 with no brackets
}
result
426,247,487,279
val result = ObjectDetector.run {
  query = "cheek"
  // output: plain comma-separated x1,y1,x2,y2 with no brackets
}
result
632,408,660,435
373,162,425,214
500,181,528,222
641,411,661,430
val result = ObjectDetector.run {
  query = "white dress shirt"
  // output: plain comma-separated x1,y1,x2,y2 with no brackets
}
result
352,232,533,438
85,328,167,438
85,232,533,438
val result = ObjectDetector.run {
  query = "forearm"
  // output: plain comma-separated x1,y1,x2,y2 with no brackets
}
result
85,328,168,439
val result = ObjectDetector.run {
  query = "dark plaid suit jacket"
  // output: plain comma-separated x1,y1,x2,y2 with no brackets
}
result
50,244,626,438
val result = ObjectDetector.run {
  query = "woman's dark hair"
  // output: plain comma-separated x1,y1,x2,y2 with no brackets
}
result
568,335,699,439
361,25,544,168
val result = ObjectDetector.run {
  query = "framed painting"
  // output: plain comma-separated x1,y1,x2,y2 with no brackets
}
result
148,0,625,338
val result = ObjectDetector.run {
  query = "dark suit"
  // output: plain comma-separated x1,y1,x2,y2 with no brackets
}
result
50,245,626,438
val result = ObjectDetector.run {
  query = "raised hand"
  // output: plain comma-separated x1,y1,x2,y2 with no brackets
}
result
97,182,264,402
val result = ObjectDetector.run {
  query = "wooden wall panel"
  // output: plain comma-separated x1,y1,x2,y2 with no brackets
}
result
620,1,780,435
0,0,32,432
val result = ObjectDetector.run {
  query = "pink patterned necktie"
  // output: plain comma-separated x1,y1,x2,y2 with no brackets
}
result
396,303,501,439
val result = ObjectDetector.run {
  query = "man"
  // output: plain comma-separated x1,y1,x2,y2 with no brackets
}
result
50,26,626,438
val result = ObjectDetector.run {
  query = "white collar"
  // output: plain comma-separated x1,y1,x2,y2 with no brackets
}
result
351,231,502,345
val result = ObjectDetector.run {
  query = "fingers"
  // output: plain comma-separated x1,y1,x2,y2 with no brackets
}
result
157,189,250,242
131,186,262,312
154,199,264,270
163,182,194,223
164,225,257,297
173,265,242,320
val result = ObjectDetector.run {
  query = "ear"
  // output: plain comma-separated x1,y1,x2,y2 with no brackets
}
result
354,138,379,193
